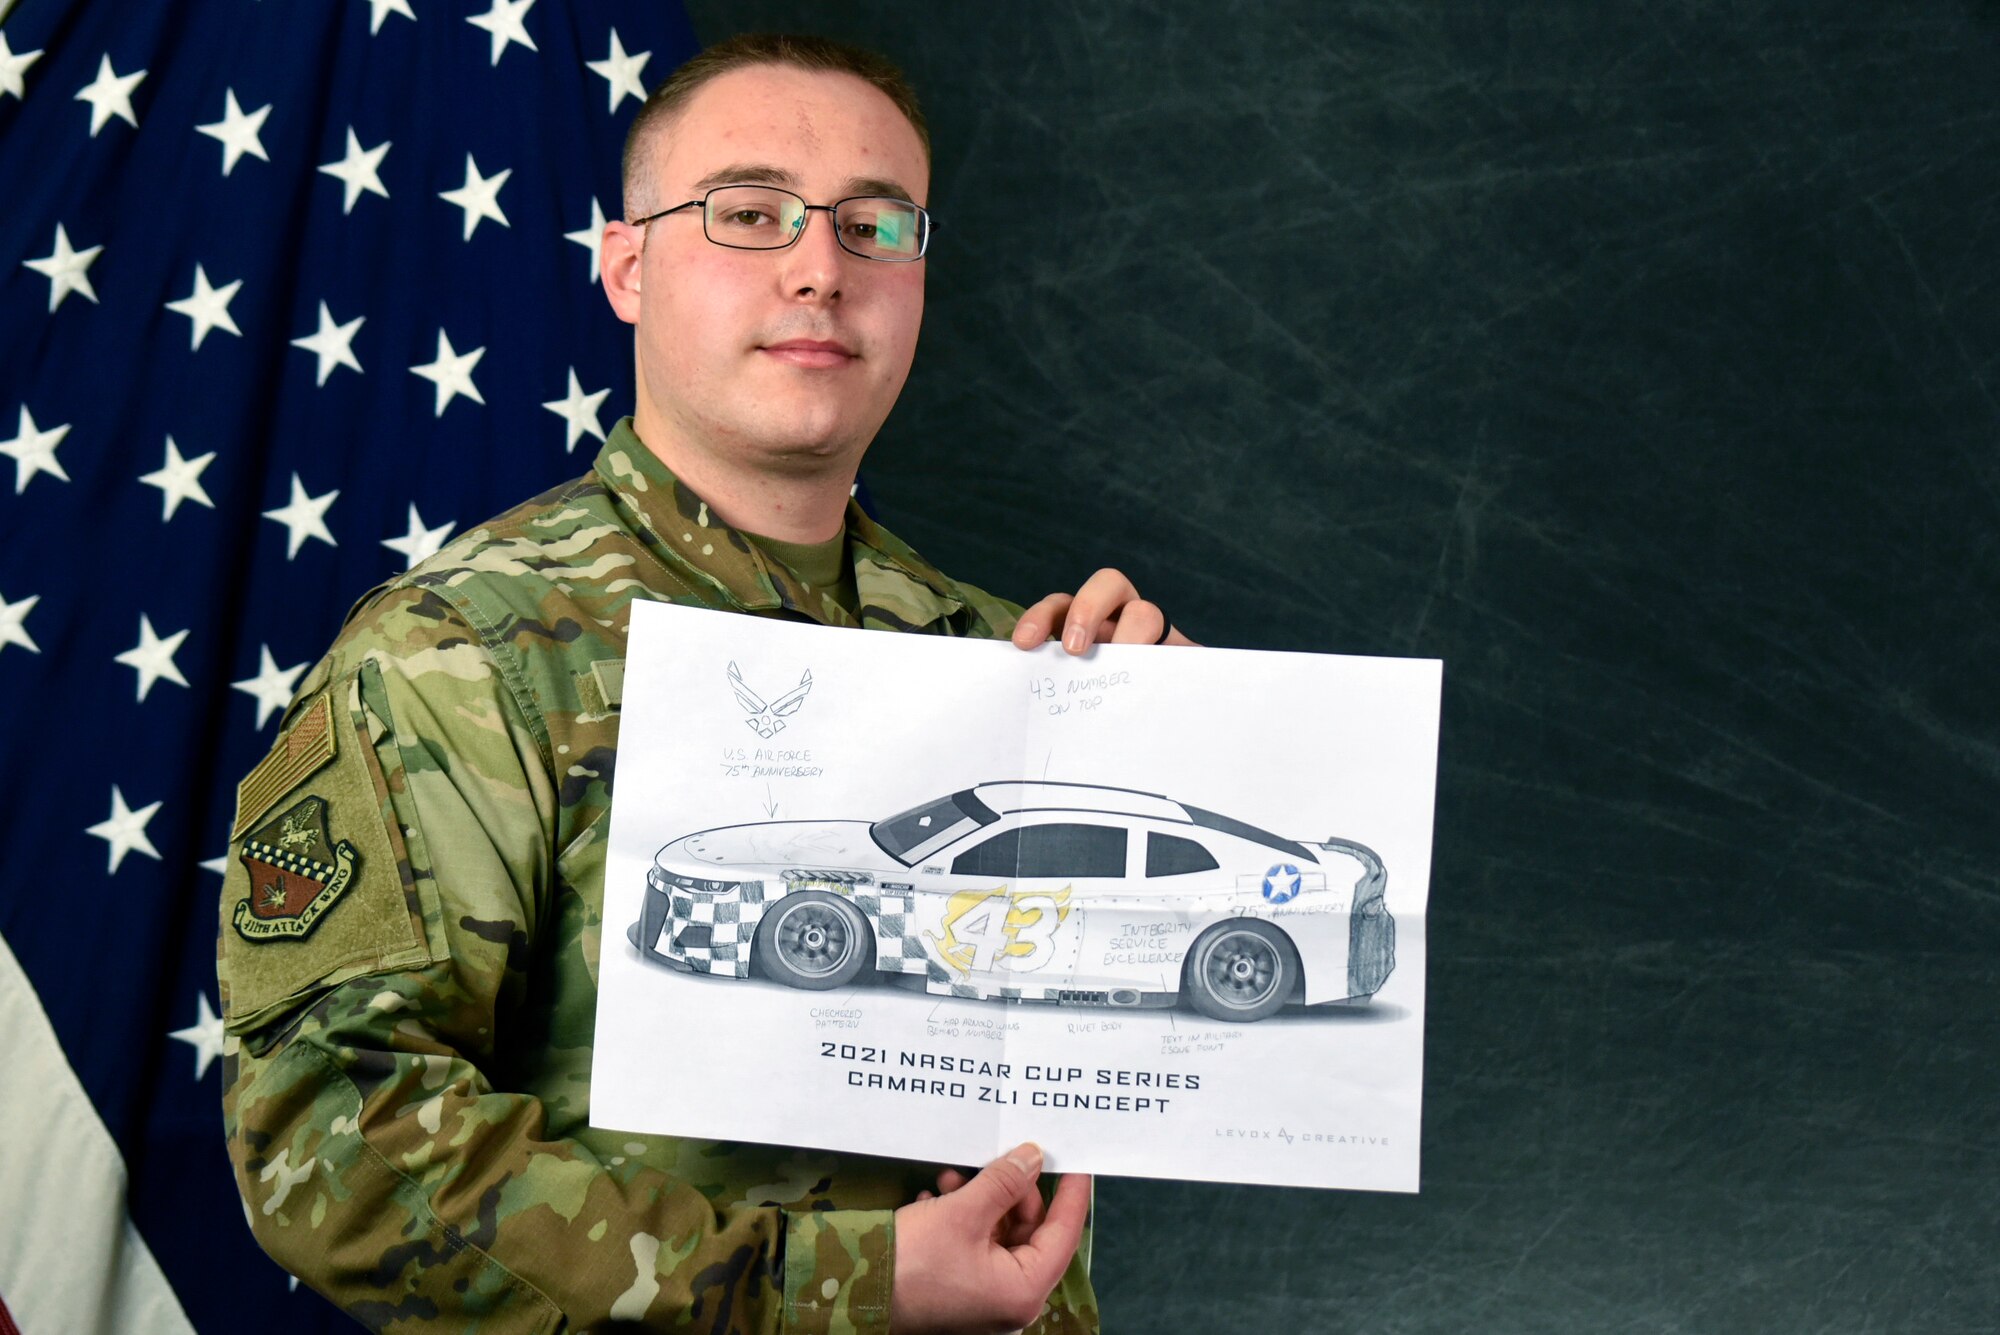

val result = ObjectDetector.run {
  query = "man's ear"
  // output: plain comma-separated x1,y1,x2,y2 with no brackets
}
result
601,222,645,324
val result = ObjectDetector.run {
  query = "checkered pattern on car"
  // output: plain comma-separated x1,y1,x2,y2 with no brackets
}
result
662,881,769,978
661,878,932,981
854,887,928,976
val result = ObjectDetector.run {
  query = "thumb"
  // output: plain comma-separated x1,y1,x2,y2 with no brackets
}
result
954,1143,1043,1222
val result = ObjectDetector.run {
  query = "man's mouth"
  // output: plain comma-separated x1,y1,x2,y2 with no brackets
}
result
761,338,856,369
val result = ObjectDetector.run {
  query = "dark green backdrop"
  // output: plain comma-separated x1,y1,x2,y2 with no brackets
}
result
685,5,1998,1330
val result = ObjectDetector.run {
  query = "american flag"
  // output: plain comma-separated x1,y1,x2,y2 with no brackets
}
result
0,2,697,1328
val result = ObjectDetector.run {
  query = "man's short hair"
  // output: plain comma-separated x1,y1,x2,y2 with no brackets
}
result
621,33,931,220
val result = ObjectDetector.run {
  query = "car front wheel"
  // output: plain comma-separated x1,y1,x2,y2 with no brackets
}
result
1184,919,1297,1021
753,891,875,991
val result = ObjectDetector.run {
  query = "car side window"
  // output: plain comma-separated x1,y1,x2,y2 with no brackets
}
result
952,823,1127,878
951,827,1021,877
1147,832,1220,876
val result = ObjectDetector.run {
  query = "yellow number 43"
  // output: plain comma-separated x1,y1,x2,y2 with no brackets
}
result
924,885,1072,976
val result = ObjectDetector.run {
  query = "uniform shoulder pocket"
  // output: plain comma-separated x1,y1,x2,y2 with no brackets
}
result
218,672,436,1035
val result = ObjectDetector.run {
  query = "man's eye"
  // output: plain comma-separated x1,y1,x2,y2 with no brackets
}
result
844,221,879,239
727,209,774,227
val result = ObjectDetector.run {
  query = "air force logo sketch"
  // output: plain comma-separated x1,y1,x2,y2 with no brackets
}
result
1261,863,1303,904
232,795,361,941
728,660,813,738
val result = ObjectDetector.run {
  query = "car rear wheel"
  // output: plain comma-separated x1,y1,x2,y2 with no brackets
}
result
753,892,875,991
1183,919,1297,1022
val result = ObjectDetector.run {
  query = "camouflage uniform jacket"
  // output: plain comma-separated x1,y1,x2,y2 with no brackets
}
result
219,418,1100,1334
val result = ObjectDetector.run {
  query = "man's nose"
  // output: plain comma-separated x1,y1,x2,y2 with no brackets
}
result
778,208,848,301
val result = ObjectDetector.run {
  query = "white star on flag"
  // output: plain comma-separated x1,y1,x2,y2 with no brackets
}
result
263,472,340,558
86,786,163,874
467,0,538,66
115,613,191,702
410,329,486,415
564,197,609,283
0,590,39,656
587,29,650,113
291,302,365,384
201,853,229,876
439,153,512,240
233,644,309,728
74,53,145,136
543,367,610,452
382,503,457,569
366,0,416,35
195,88,273,176
165,264,244,350
1,405,72,494
138,436,218,521
169,993,226,1082
23,223,103,313
1,29,44,101
318,127,391,213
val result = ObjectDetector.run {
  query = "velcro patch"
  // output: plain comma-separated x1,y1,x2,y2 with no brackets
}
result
576,658,625,715
591,657,624,708
233,693,335,838
218,672,429,1030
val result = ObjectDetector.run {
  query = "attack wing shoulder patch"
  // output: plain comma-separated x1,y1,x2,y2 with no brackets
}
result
232,795,359,941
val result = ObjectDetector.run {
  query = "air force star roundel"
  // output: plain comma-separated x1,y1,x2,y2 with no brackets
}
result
1261,863,1303,904
232,795,360,941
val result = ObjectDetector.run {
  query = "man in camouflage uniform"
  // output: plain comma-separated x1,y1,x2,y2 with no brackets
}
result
219,33,1186,1335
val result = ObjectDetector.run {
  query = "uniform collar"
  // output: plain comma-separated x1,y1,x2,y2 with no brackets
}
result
592,417,973,634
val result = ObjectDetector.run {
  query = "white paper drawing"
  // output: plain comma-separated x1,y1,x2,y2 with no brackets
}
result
593,602,1441,1193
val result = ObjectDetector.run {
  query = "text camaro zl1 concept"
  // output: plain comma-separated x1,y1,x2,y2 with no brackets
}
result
626,782,1394,1021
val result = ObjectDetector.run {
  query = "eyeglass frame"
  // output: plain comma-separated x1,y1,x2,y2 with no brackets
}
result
628,185,938,261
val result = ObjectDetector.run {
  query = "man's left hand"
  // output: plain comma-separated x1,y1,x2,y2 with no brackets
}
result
1011,568,1198,654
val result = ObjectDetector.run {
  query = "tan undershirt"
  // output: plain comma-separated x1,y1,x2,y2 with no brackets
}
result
745,530,859,619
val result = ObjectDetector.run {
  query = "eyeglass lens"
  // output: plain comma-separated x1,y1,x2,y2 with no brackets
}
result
703,185,925,259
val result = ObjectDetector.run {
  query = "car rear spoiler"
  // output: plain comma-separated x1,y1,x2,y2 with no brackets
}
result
1317,838,1387,904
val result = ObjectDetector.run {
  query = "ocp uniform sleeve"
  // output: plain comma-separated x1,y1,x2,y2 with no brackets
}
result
218,585,896,1334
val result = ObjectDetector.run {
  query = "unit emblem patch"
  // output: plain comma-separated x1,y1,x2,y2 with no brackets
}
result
232,795,360,941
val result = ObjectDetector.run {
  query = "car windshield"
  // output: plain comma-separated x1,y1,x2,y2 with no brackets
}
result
870,788,1000,865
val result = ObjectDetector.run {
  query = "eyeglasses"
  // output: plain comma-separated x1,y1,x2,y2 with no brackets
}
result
630,184,934,262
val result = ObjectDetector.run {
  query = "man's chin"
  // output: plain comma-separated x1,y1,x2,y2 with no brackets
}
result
724,401,880,466
728,423,866,473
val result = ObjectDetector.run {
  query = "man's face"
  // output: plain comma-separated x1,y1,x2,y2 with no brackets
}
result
608,64,931,476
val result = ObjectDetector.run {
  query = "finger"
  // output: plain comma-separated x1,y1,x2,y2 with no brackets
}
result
1010,1173,1092,1289
1011,595,1072,650
1161,625,1200,647
1000,1176,1050,1246
1104,599,1167,645
936,1167,970,1194
1060,568,1141,655
952,1143,1044,1226
915,1190,934,1201
1013,1182,1049,1231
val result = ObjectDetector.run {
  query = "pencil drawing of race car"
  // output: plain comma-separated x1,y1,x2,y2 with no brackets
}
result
625,781,1394,1021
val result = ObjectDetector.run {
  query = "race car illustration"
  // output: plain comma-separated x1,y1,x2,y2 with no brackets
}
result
626,781,1394,1021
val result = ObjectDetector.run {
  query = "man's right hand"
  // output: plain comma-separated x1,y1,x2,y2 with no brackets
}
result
890,1143,1090,1333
